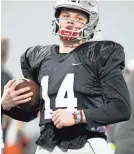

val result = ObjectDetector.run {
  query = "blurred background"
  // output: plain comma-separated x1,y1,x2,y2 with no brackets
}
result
1,1,134,154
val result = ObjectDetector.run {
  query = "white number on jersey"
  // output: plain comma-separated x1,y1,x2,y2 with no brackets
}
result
41,73,77,119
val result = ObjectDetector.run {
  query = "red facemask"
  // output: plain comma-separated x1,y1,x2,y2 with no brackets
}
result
59,26,81,41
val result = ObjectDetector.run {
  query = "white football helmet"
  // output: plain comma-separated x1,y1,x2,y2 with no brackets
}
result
52,0,99,41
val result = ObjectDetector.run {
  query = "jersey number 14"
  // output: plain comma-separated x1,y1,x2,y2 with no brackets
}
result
41,73,77,119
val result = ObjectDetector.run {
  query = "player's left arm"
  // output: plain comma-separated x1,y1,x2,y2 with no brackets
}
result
82,42,131,128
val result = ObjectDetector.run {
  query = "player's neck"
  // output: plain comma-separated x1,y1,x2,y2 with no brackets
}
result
59,38,85,53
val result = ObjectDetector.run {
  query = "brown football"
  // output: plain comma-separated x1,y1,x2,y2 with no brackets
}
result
15,79,40,111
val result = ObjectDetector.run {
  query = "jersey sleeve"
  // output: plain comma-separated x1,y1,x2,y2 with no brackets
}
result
1,106,37,122
21,45,51,81
83,41,131,129
21,46,41,81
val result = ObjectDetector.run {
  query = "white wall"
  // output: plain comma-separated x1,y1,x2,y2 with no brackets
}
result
1,1,134,78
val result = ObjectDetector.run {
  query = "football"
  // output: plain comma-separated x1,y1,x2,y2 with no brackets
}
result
15,79,40,111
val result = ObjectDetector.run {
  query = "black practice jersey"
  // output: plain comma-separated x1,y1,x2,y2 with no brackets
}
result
20,41,131,150
2,41,131,150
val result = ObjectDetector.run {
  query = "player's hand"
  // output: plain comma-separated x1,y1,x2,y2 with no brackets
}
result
52,109,75,129
1,79,33,110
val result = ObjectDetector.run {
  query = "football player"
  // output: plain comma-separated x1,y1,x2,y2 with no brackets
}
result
1,0,131,154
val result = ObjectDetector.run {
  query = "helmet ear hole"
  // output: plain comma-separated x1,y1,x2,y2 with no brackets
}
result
90,25,97,39
55,22,59,33
94,25,97,29
90,33,94,39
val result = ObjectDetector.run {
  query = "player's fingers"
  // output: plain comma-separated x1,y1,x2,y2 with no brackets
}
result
10,80,24,90
52,113,59,122
52,109,62,117
4,79,16,89
13,92,33,102
52,111,57,117
54,118,60,126
56,122,63,129
15,87,31,96
16,97,32,105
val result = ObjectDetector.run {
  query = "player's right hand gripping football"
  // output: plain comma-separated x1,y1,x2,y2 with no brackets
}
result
1,79,33,110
